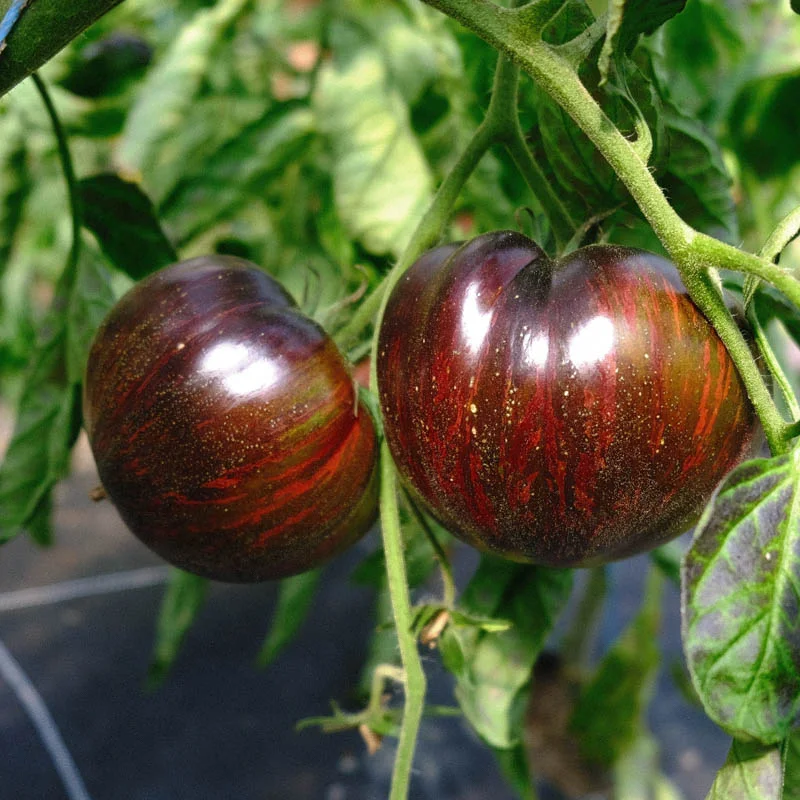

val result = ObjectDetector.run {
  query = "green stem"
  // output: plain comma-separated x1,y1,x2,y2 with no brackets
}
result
379,442,426,800
31,72,82,272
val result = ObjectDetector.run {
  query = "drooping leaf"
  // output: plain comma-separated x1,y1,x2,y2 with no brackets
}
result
706,739,784,800
78,174,177,280
148,569,208,687
439,557,572,749
599,0,688,85
314,22,434,257
0,290,82,544
65,244,124,384
0,0,125,98
159,106,314,246
683,450,800,745
118,0,252,178
571,567,664,766
257,569,321,667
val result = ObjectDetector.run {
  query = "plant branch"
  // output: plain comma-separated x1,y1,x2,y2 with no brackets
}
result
378,441,426,800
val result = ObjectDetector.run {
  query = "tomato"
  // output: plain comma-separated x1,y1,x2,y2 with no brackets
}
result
377,231,759,567
84,255,378,582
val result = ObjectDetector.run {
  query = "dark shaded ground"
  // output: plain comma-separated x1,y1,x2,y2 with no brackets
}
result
0,428,729,800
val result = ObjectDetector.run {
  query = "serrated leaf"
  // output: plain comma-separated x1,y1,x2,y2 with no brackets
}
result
571,567,664,766
160,106,314,247
683,451,800,744
79,174,177,280
0,305,82,543
440,557,572,749
257,569,321,667
118,0,252,178
148,569,208,688
706,739,783,800
600,0,688,85
314,26,433,257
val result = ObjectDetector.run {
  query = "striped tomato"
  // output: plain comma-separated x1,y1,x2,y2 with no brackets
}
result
377,231,759,567
84,256,378,582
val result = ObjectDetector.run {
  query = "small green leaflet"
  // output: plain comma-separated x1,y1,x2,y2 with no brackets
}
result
148,569,208,687
257,569,321,667
683,449,800,744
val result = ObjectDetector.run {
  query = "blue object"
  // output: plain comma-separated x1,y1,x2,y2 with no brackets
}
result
0,0,33,52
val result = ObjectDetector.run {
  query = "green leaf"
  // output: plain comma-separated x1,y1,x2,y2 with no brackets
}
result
683,450,800,744
440,557,572,749
793,0,800,15
785,731,800,797
728,70,800,180
159,106,314,247
118,0,252,178
660,101,738,241
314,23,434,257
65,244,124,384
493,743,536,800
0,326,82,544
148,569,208,687
0,0,126,98
614,731,680,800
257,569,321,667
600,0,688,85
78,174,177,280
706,739,784,799
571,567,664,766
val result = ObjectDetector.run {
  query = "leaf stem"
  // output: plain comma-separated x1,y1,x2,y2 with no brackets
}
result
31,72,82,273
378,441,426,800
560,566,606,672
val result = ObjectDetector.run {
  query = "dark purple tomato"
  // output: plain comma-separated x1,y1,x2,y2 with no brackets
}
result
84,255,378,582
377,231,759,567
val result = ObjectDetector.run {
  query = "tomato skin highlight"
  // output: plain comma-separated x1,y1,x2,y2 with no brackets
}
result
84,255,378,582
377,231,759,567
